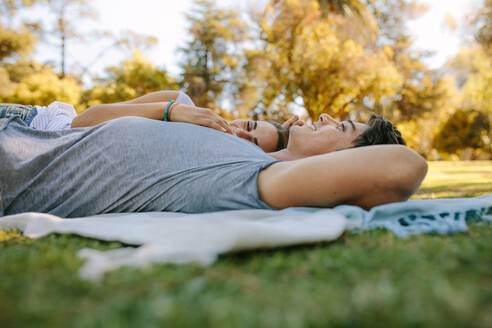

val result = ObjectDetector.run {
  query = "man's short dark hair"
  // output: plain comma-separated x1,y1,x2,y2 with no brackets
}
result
268,121,290,151
353,114,406,147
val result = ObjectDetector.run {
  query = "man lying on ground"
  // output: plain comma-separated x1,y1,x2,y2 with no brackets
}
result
0,98,426,217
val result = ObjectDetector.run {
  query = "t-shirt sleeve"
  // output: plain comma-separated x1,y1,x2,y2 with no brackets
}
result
45,101,77,130
176,91,195,106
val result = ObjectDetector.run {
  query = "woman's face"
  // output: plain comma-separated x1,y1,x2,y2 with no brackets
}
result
230,119,278,153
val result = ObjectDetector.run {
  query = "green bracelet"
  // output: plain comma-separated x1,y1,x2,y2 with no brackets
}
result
164,100,175,121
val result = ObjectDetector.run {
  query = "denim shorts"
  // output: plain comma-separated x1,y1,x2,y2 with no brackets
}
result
0,103,38,126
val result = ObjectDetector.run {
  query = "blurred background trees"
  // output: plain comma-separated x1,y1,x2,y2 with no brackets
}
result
0,0,490,159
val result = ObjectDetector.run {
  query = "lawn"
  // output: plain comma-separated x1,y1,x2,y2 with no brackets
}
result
1,161,491,328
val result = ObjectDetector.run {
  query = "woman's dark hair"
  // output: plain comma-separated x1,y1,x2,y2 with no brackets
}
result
353,114,406,147
267,121,290,151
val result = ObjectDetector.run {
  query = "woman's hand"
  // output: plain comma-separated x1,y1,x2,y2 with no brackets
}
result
169,103,233,134
282,115,304,129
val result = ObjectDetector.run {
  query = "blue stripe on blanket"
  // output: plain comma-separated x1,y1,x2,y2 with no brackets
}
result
286,194,492,237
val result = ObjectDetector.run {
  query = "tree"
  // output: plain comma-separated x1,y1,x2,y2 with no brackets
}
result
437,0,492,159
433,109,490,158
76,30,158,80
363,0,448,122
0,26,37,61
0,0,83,104
461,47,492,116
81,51,178,109
178,0,248,109
441,48,491,159
43,0,98,78
395,75,459,157
246,0,401,120
0,0,42,62
469,0,492,55
0,63,81,106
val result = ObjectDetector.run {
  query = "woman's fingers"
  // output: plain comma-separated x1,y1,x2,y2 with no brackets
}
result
203,115,232,134
209,122,228,133
234,128,254,142
282,115,299,129
169,104,234,134
217,119,233,134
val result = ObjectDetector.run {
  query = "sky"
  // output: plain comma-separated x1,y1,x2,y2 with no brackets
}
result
31,0,481,80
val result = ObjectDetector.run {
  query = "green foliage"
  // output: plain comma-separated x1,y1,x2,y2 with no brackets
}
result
0,26,37,61
365,0,428,49
393,75,459,121
249,0,401,120
179,0,248,109
393,75,458,158
442,45,491,159
433,109,490,157
81,51,178,108
469,0,492,55
2,59,47,81
0,0,42,62
0,66,81,106
461,47,492,115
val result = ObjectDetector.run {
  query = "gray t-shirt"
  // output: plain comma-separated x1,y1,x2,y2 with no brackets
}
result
0,117,278,217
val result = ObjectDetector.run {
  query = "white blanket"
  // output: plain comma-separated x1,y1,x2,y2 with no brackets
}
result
1,195,490,280
0,209,347,280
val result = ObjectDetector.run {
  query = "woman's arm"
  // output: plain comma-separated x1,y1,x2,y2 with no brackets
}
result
72,90,183,127
115,90,180,104
71,102,233,134
258,145,428,210
71,102,169,127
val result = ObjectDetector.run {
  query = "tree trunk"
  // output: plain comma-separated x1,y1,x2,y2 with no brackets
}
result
60,32,65,78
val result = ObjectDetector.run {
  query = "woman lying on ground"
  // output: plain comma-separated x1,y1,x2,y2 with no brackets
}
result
73,90,295,152
0,90,293,153
0,94,426,218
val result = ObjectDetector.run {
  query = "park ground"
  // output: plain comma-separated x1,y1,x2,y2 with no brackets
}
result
0,161,491,328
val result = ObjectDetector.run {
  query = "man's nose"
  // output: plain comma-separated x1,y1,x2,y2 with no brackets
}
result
319,113,338,126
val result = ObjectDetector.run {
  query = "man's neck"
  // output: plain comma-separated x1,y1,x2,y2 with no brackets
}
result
268,149,304,161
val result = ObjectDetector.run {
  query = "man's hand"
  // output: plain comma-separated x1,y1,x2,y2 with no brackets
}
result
170,103,233,134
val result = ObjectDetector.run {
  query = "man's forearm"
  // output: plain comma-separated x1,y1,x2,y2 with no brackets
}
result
71,102,168,128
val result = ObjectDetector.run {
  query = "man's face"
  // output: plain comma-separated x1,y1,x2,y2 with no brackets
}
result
230,119,279,152
288,113,369,156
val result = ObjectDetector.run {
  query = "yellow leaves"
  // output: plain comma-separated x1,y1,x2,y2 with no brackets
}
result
82,51,178,107
221,55,239,69
0,67,14,98
5,69,81,106
0,26,37,60
254,1,406,119
462,48,492,114
383,44,394,59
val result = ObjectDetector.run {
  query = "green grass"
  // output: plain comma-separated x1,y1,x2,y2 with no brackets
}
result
414,161,492,199
1,161,491,328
